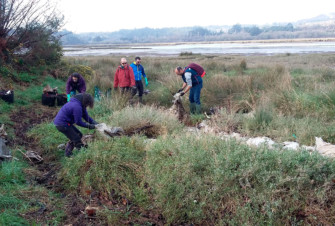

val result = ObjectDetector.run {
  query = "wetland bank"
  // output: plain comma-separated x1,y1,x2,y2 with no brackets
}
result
2,52,335,225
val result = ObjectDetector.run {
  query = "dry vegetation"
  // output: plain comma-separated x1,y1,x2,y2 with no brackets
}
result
67,53,335,145
5,53,335,225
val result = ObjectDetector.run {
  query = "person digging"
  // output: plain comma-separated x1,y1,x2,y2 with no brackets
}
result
174,66,203,114
53,93,98,157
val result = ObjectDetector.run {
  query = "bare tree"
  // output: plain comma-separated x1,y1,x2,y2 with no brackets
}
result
0,0,63,64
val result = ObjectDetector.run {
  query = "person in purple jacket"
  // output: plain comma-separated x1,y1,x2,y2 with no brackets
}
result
54,93,98,157
66,73,86,101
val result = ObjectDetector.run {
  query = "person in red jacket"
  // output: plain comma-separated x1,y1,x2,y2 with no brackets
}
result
114,58,136,95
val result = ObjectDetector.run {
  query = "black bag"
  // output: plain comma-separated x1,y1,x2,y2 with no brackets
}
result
56,94,67,106
0,90,14,104
42,93,56,107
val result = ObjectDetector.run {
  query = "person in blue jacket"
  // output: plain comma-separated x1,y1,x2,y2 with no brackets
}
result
54,93,98,157
175,66,203,114
129,56,148,103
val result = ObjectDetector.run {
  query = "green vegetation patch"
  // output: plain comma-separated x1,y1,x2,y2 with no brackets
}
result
145,134,335,225
0,161,66,225
60,136,148,205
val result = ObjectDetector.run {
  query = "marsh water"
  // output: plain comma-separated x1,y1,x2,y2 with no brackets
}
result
63,41,335,56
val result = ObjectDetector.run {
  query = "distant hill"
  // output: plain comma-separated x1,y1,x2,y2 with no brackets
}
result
295,12,335,25
60,13,335,45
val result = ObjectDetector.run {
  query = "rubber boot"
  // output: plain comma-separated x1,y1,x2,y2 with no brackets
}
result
65,141,74,157
195,104,202,114
190,103,196,114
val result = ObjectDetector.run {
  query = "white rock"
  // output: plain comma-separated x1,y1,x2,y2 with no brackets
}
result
301,145,316,152
246,137,275,148
315,137,335,157
283,141,300,150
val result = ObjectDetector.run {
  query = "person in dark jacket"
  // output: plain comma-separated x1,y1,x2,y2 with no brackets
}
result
130,56,148,103
114,58,136,95
66,73,86,101
175,66,203,114
54,93,98,157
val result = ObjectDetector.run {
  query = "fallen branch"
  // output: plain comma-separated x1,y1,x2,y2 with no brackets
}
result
18,149,43,164
104,129,123,137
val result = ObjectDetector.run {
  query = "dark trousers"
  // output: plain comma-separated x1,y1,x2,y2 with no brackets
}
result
135,80,144,97
120,87,136,96
55,125,84,149
189,83,203,105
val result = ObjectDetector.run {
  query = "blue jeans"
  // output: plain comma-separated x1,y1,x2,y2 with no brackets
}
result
189,83,202,105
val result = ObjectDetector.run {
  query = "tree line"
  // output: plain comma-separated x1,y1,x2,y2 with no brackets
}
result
61,22,335,45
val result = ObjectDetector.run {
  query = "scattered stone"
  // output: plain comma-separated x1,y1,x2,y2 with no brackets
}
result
0,124,12,161
301,145,316,152
197,121,216,133
315,137,335,158
283,141,300,151
57,144,66,150
246,137,276,148
85,205,100,216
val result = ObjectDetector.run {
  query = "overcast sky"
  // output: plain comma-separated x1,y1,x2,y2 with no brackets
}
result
57,0,335,33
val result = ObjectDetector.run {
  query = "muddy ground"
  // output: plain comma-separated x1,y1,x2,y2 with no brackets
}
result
9,104,165,225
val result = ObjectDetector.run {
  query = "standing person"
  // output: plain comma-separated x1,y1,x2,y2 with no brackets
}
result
130,56,148,103
175,65,204,114
113,58,136,95
66,72,86,101
54,93,98,157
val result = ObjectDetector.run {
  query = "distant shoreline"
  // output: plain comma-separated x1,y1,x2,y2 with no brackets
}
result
63,38,335,49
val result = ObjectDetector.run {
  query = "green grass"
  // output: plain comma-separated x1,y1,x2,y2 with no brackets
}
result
14,76,66,106
0,67,68,225
60,137,148,206
0,160,66,225
27,122,94,158
145,134,335,224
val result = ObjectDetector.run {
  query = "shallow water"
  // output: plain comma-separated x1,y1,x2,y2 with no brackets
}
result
63,42,335,56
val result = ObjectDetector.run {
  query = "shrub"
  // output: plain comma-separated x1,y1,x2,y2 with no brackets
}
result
67,64,94,82
60,137,148,205
145,134,335,224
106,105,183,136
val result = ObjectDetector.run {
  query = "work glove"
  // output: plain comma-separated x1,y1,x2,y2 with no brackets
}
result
91,120,99,125
87,124,96,130
145,77,149,86
180,91,185,96
67,94,71,102
177,88,184,93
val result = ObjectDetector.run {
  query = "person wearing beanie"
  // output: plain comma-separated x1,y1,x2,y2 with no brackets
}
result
54,93,98,157
66,72,87,101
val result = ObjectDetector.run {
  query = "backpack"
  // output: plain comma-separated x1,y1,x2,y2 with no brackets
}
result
185,63,206,78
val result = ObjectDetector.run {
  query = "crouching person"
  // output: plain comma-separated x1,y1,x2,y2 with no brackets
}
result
54,93,98,157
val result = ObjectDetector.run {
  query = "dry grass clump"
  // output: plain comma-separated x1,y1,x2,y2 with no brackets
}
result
106,105,183,137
